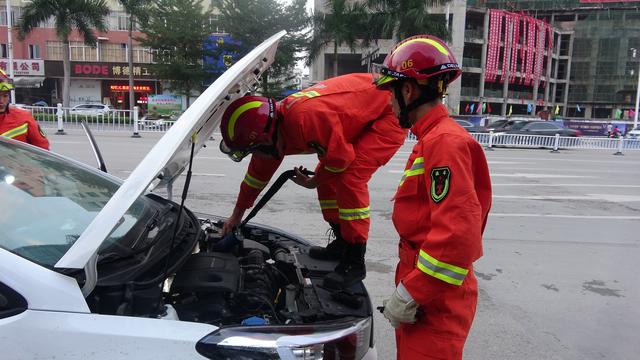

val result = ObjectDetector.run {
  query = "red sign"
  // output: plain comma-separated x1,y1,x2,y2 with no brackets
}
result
110,85,152,92
74,64,109,76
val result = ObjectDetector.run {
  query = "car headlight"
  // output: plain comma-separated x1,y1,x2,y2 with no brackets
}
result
196,317,372,360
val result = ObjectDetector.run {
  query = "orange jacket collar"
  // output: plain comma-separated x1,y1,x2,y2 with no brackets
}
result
411,103,449,138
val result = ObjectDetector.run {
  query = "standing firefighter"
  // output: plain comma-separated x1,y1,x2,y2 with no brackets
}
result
220,73,407,289
374,35,492,359
0,69,49,149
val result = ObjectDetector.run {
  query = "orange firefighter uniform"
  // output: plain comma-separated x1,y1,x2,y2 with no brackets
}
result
1,106,50,149
392,104,491,359
235,73,407,244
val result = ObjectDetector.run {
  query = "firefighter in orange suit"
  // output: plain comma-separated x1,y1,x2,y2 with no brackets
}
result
219,73,407,289
374,35,492,359
0,69,49,150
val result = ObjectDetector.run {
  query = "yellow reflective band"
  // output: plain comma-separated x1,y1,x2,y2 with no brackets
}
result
228,101,262,140
392,38,449,57
243,173,268,190
319,199,338,210
398,157,425,186
375,75,396,86
291,90,321,98
324,165,347,173
416,249,469,286
339,206,370,221
1,123,28,139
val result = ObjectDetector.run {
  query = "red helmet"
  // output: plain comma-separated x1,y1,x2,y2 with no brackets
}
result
374,35,461,89
0,69,14,92
219,96,277,162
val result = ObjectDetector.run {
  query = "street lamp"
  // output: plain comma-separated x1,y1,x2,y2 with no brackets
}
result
632,48,640,130
5,0,15,103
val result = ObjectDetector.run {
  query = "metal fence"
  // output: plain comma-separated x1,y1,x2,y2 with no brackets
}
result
23,104,136,133
19,104,639,154
406,131,640,154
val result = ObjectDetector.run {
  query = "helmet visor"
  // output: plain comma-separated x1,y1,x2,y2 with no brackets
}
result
0,79,14,92
372,64,408,88
219,140,250,162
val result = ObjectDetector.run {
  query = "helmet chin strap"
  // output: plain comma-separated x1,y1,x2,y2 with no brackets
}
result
393,81,442,129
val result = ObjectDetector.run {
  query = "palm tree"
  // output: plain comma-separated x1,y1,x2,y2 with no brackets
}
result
308,0,368,77
365,0,450,42
119,0,148,113
17,0,109,108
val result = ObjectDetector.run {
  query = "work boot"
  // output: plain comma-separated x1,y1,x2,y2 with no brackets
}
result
323,243,366,290
308,223,347,260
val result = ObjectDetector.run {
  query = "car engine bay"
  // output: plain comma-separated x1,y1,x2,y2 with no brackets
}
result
86,212,371,327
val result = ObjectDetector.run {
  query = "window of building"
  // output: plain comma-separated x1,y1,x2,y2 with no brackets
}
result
1,44,7,58
28,44,41,59
598,38,619,59
570,62,590,80
572,39,591,58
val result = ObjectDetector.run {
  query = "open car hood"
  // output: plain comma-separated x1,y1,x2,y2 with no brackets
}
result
55,31,286,270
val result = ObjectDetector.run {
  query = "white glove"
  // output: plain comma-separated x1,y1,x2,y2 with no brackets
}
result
382,282,419,328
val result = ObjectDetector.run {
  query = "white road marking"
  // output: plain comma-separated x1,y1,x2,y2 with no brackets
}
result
493,183,640,188
490,173,595,178
493,194,640,202
485,156,634,164
122,170,226,177
195,156,229,160
490,213,640,220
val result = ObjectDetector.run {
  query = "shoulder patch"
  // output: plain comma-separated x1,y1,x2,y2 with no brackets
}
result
430,166,450,203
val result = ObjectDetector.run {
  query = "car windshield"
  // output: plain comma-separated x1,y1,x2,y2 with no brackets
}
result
0,140,155,267
511,121,530,130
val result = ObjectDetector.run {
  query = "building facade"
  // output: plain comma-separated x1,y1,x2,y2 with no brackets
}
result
0,0,158,109
310,0,640,119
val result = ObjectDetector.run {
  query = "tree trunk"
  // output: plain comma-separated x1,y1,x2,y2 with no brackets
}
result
62,40,71,108
128,15,135,112
333,41,338,77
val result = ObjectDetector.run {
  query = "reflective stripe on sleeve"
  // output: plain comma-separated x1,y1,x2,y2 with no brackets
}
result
319,199,338,210
338,206,370,221
324,165,347,173
416,249,469,286
1,123,28,139
243,173,268,190
399,157,425,186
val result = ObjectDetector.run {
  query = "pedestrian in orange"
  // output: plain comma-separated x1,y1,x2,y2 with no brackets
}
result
374,35,492,359
0,69,49,149
219,73,407,289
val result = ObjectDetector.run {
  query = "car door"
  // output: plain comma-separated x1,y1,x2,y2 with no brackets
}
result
524,122,561,135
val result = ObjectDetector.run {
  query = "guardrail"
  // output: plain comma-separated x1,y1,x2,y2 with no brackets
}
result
22,104,136,134
405,131,640,155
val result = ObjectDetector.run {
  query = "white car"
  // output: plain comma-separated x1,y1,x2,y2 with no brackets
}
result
0,31,375,360
69,103,112,116
626,126,640,139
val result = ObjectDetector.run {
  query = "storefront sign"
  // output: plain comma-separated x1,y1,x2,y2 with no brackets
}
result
45,61,154,79
110,85,152,92
148,94,182,116
0,59,45,76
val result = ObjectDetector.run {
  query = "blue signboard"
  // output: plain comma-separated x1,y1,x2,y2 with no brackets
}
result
203,33,242,85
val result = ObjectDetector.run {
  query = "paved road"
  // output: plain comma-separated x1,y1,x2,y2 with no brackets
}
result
50,129,640,360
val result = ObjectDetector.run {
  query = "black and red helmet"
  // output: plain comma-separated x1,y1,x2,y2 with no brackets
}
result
219,96,277,162
374,35,461,89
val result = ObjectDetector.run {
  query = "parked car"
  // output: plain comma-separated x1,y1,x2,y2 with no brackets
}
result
626,126,640,139
485,119,509,131
69,103,112,116
32,100,48,107
0,31,375,360
504,120,580,136
455,119,488,133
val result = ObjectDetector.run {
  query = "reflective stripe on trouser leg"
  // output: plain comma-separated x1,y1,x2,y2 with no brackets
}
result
317,178,338,224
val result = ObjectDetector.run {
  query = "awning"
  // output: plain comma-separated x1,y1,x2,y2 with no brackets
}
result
13,76,45,88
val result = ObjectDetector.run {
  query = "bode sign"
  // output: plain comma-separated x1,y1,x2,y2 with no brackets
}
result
45,61,154,79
